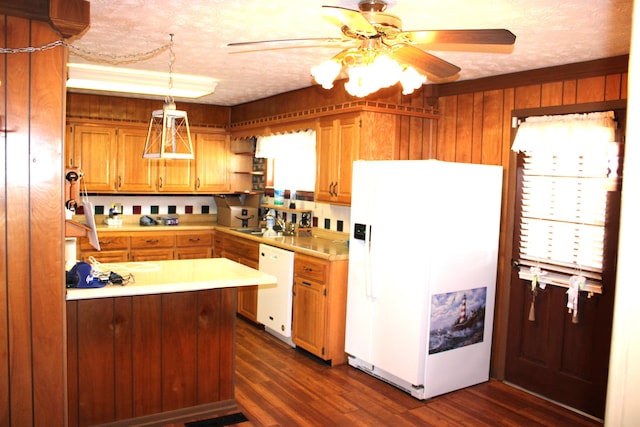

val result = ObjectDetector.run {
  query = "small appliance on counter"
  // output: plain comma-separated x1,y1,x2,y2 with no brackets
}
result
160,216,179,226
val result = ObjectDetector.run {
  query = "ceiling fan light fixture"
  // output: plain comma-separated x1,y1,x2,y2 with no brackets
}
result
311,59,342,89
312,49,427,98
399,66,427,95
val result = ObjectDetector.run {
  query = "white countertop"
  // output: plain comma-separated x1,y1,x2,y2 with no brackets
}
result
66,258,276,301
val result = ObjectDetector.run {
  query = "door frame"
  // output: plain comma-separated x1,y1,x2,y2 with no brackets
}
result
493,99,627,381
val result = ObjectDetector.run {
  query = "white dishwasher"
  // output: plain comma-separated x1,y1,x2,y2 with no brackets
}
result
258,244,295,347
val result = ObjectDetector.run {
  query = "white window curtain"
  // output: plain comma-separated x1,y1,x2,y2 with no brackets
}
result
511,111,619,290
256,129,316,191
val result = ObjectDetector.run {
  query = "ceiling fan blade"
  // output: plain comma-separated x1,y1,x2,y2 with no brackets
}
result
322,5,377,37
402,29,516,45
389,45,461,79
228,37,353,50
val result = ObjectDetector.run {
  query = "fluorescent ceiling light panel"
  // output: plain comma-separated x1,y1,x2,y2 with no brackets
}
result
66,63,217,99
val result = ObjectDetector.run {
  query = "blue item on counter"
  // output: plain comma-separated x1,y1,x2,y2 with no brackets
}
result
66,262,106,288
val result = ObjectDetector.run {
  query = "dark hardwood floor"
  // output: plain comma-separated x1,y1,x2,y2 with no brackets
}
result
177,317,603,427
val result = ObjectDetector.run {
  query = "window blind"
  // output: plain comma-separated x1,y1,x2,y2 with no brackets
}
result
512,111,619,289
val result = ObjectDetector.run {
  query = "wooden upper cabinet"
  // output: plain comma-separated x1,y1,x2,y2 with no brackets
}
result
117,126,157,192
66,122,231,194
195,131,230,193
71,124,118,192
115,125,196,193
159,157,195,192
316,114,360,205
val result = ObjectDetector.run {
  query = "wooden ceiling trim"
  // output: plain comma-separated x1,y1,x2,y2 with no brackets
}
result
436,55,629,97
229,100,439,134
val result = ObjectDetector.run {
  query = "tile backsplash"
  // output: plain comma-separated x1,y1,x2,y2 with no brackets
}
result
78,195,216,216
80,194,352,234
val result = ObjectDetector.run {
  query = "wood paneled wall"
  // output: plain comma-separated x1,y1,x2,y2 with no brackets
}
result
433,55,628,378
66,93,231,128
0,15,69,427
230,81,437,161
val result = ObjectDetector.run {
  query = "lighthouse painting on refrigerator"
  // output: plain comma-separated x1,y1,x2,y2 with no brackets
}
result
429,287,488,355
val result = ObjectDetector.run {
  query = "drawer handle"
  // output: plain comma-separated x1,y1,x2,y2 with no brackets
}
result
189,237,201,242
146,239,159,244
301,281,312,287
100,240,111,245
304,266,313,272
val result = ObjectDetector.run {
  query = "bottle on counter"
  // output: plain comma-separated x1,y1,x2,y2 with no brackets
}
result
263,210,278,237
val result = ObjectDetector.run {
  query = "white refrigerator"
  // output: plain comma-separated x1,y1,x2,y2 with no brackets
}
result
345,160,503,400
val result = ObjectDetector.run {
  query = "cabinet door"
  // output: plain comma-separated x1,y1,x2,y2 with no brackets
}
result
292,277,327,357
72,124,117,192
195,132,229,193
117,126,157,192
315,115,359,205
175,247,212,260
237,258,259,322
79,250,129,263
315,120,336,203
130,249,174,261
159,157,195,192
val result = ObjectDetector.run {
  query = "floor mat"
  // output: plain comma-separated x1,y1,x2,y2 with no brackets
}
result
185,412,249,427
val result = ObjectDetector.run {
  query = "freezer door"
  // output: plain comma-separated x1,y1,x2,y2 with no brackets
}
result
346,160,434,385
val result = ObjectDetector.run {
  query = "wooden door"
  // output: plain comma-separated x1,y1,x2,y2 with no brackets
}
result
315,119,336,203
72,124,117,192
292,278,326,357
117,126,157,192
194,131,229,193
315,115,359,205
505,155,621,419
333,115,359,204
159,157,194,192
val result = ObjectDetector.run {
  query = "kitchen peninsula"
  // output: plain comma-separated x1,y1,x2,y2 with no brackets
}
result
66,258,276,427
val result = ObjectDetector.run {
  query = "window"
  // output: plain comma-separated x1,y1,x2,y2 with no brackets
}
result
256,130,316,192
511,111,621,293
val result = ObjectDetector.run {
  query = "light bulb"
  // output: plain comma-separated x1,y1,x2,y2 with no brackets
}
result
311,60,341,89
399,66,427,95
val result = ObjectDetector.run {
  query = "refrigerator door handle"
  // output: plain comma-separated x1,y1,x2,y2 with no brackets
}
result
364,224,374,298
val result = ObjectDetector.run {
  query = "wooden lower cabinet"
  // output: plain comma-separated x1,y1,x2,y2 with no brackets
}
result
130,232,175,261
66,288,236,427
217,233,260,322
292,253,349,365
77,229,213,262
176,231,213,259
78,232,129,262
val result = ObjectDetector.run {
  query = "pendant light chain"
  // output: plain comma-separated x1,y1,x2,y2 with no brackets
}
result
166,34,176,105
0,38,170,65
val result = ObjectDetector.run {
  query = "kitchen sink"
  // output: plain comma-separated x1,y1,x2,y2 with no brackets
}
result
232,228,264,235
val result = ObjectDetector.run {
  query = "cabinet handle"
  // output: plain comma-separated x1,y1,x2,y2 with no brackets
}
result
301,281,312,287
158,177,163,189
329,182,337,197
118,176,122,188
196,177,201,190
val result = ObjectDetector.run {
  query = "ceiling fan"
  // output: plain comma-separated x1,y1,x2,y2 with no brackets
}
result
228,0,516,96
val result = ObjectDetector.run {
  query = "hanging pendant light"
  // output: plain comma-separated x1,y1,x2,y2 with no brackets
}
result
143,34,194,159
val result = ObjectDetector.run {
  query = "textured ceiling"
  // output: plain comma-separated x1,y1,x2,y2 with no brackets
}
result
67,0,633,106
